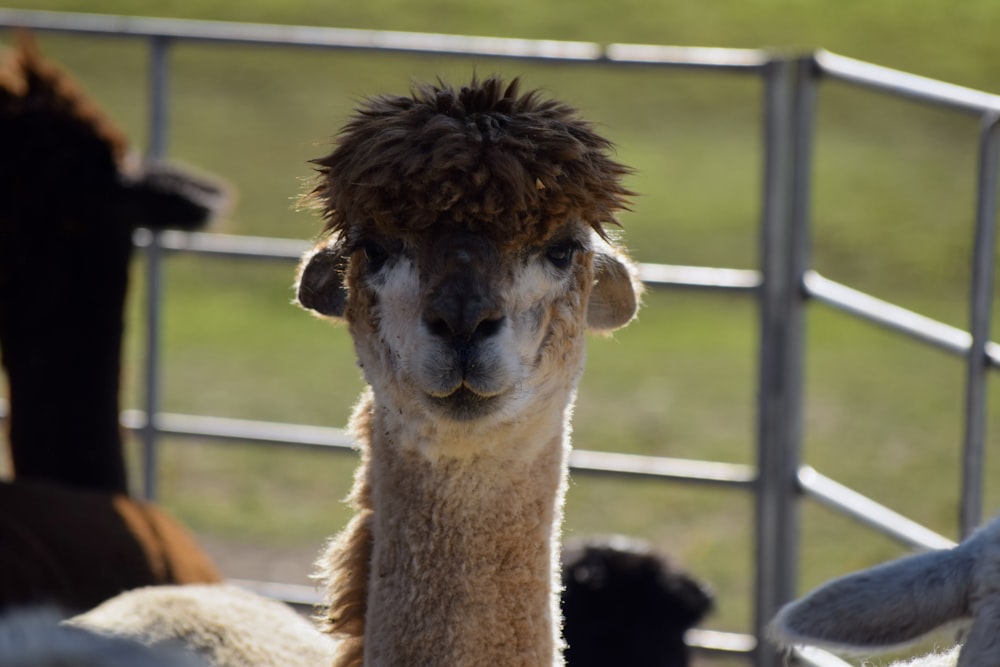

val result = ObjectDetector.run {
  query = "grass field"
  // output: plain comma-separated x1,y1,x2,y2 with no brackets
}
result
4,0,1000,653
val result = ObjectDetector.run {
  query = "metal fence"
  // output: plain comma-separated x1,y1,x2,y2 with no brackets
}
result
1,9,998,667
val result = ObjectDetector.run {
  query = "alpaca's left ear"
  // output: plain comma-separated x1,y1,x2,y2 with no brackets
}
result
296,234,349,318
587,247,641,332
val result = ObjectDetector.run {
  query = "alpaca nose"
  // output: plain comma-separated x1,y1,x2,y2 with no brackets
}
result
423,289,505,344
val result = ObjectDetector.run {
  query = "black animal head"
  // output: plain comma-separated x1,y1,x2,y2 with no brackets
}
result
561,536,714,667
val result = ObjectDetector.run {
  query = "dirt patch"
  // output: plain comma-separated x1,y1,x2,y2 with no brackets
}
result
197,533,323,587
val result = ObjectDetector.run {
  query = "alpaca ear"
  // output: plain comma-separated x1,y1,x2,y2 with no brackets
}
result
587,248,641,332
121,159,232,231
296,235,349,318
769,547,973,654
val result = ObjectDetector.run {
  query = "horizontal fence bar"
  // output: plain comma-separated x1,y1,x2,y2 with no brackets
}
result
114,405,958,551
9,399,960,555
569,449,755,487
11,11,1000,109
0,400,957,545
638,263,762,291
118,407,755,487
605,43,769,71
136,229,765,291
0,9,768,71
685,629,757,658
230,578,323,607
797,466,955,551
119,409,355,452
139,234,1000,367
133,229,309,261
814,50,1000,116
804,270,1000,367
0,9,600,61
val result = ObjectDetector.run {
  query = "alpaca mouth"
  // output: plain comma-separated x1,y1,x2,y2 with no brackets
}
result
426,386,503,421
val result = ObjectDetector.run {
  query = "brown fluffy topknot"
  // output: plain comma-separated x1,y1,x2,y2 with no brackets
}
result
310,75,633,247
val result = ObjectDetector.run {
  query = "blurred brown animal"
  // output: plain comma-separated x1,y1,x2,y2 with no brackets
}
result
0,34,225,613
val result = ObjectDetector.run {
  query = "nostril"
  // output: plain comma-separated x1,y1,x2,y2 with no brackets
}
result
424,313,454,340
473,315,505,341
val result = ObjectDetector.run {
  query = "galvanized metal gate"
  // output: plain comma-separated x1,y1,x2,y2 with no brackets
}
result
1,10,998,666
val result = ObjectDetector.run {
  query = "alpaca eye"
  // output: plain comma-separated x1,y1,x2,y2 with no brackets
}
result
544,241,578,270
360,240,390,272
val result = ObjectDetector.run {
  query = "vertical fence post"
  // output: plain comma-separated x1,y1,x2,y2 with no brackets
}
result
754,55,811,667
140,35,171,501
959,113,1000,538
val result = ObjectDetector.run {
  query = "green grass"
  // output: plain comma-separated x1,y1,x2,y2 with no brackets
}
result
5,0,1000,646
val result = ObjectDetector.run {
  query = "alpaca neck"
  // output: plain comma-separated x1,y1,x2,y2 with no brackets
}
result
0,245,129,494
360,396,570,667
3,330,126,493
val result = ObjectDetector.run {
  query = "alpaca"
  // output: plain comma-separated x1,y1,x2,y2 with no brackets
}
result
72,75,641,667
0,34,225,611
769,513,1000,667
561,536,714,667
0,607,206,667
0,33,228,494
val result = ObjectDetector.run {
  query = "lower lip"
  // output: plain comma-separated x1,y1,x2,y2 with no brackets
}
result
427,387,501,420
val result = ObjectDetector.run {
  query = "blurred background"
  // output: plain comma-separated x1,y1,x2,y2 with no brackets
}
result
2,0,1000,660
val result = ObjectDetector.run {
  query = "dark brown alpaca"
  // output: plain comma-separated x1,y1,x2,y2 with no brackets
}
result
0,34,225,493
0,35,224,612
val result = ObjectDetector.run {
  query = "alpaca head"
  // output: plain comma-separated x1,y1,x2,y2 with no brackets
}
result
0,33,228,337
769,514,1000,666
561,536,714,667
297,76,640,457
0,33,227,243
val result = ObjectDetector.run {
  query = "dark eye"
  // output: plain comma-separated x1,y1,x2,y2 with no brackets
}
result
359,240,390,273
544,241,579,270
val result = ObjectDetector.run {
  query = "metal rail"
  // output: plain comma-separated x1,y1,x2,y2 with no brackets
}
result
1,11,998,666
0,8,770,70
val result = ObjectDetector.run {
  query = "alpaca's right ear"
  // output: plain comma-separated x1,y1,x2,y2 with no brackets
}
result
769,546,972,655
122,159,232,231
296,235,349,318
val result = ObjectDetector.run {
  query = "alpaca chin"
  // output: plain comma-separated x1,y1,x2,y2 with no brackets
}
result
424,386,507,422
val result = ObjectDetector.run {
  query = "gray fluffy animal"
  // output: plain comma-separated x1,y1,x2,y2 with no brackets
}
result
770,514,1000,667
